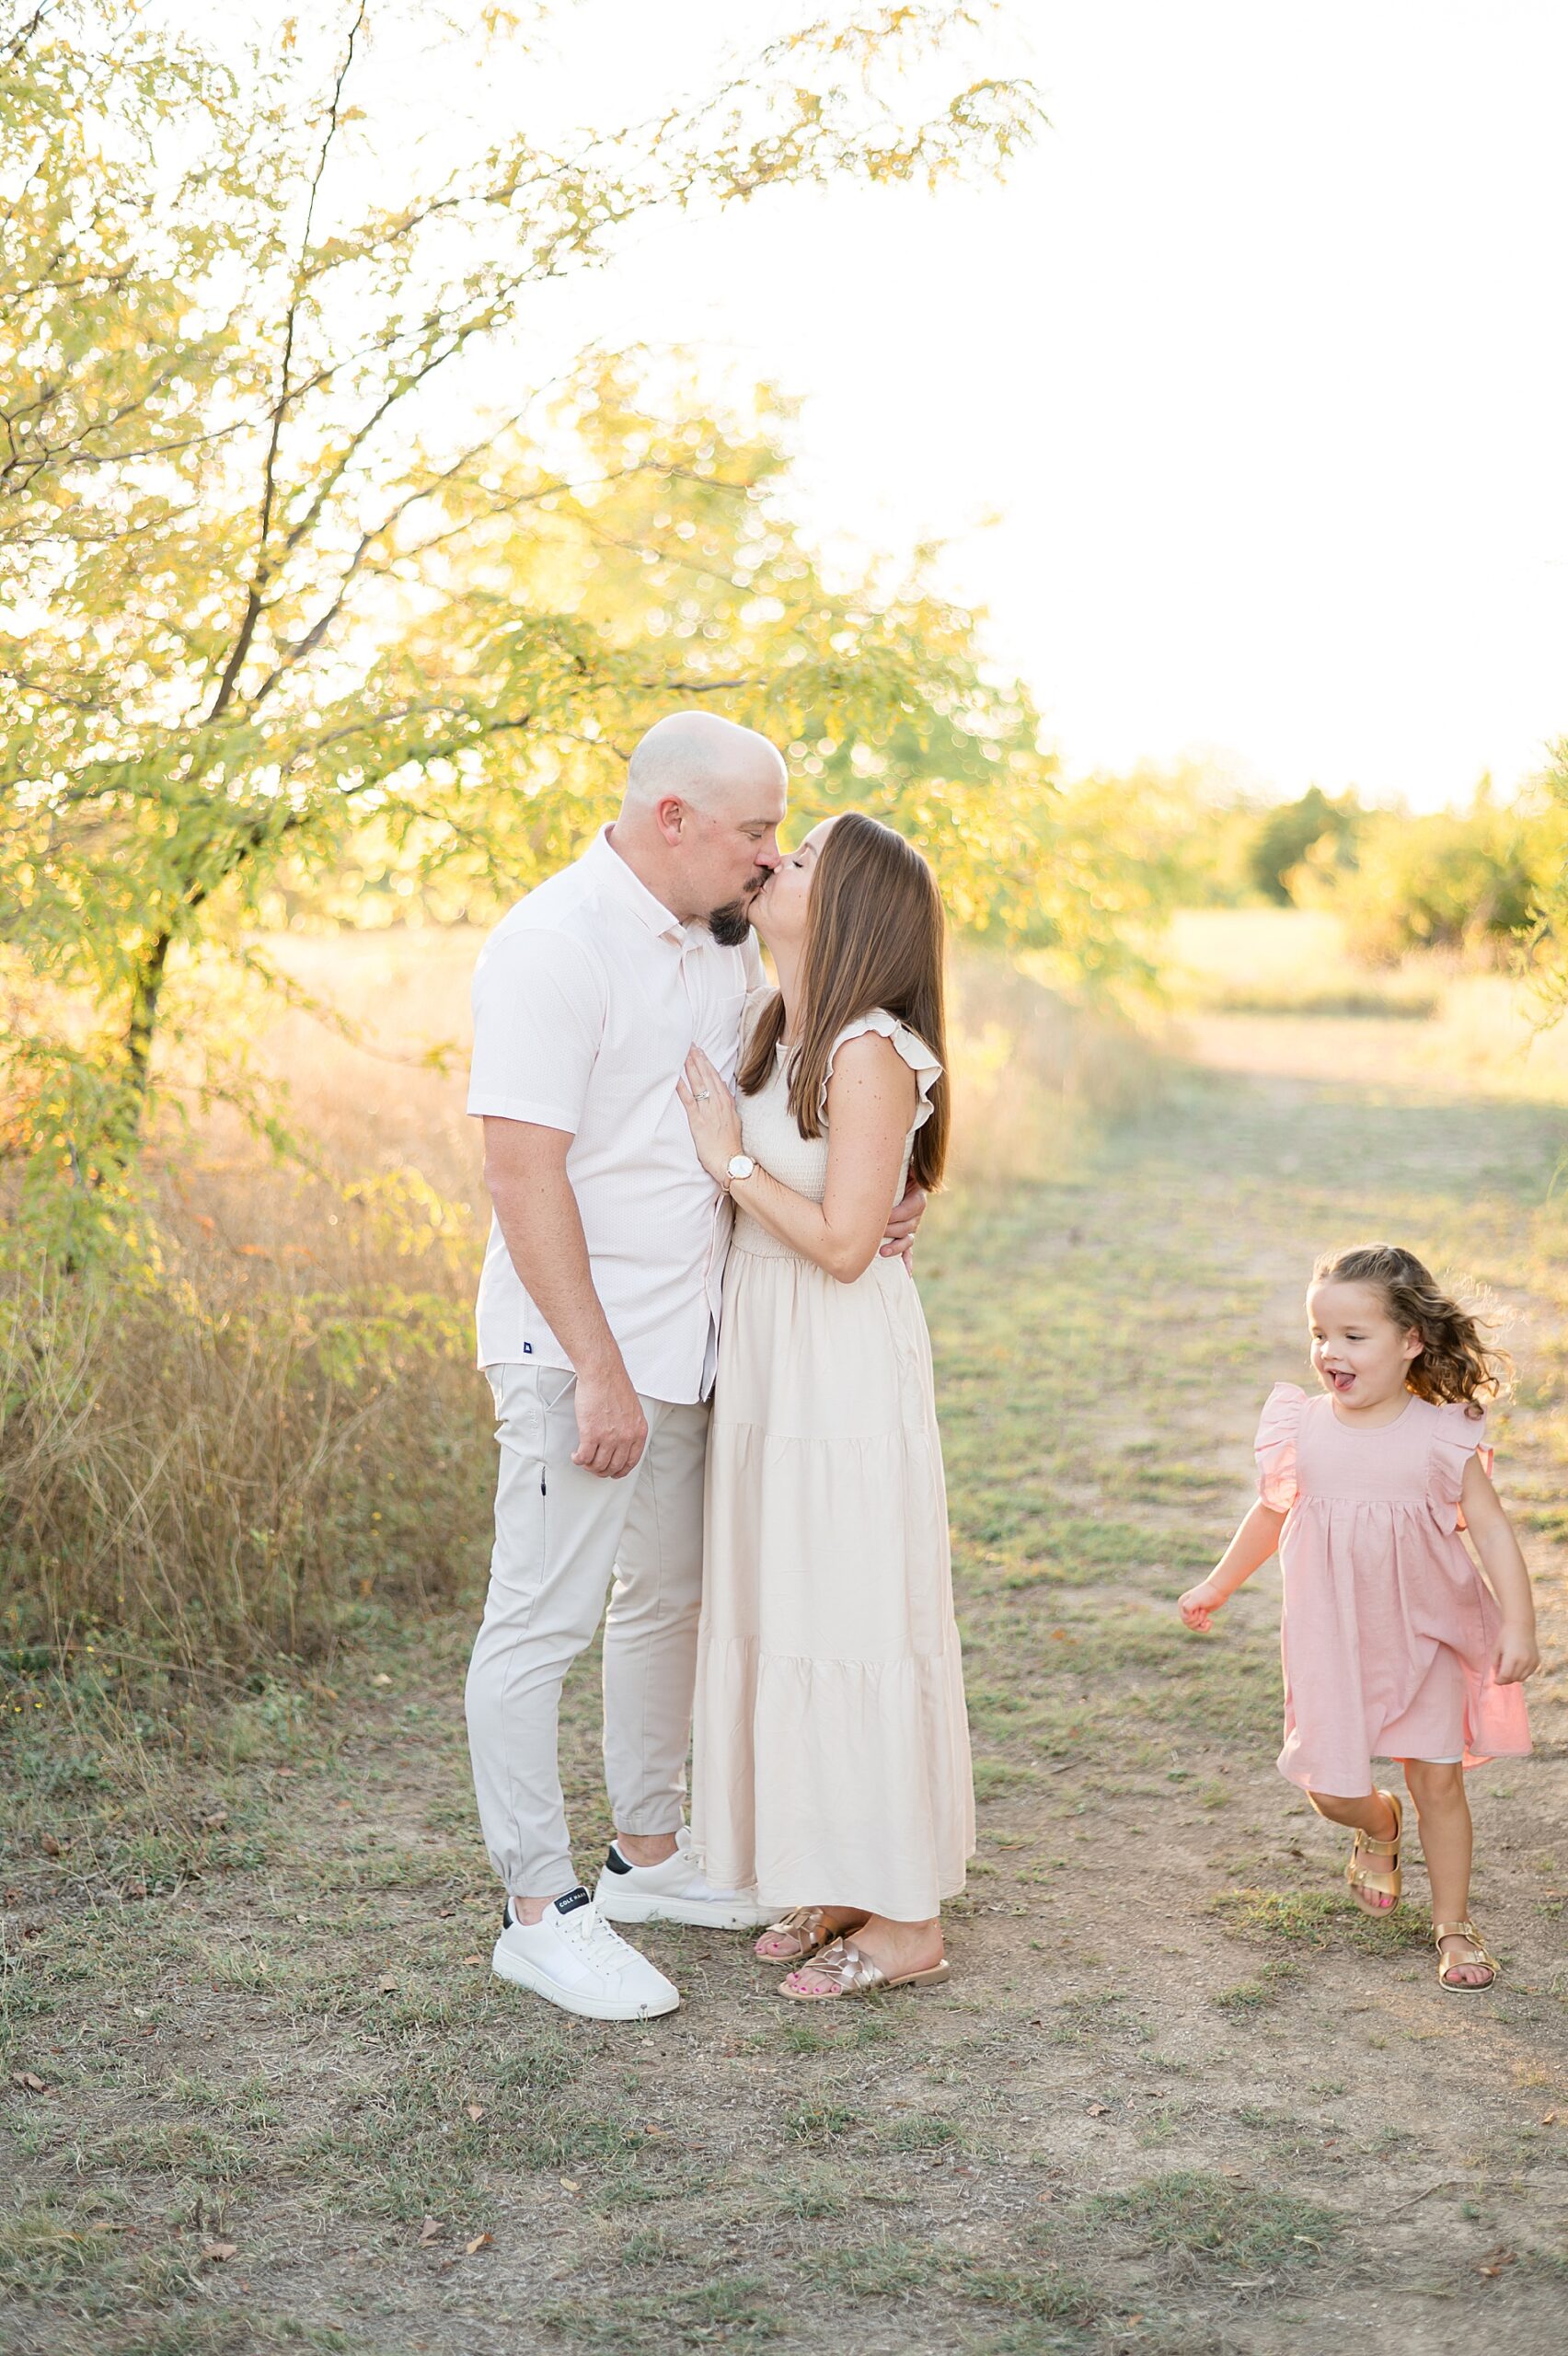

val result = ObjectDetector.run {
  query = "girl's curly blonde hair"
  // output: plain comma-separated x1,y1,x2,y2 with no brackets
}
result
1312,1242,1511,1408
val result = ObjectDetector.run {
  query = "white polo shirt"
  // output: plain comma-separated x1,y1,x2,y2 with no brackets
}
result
467,827,764,1403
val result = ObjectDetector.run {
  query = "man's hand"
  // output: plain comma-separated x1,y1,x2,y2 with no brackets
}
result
881,1178,927,1265
572,1364,648,1480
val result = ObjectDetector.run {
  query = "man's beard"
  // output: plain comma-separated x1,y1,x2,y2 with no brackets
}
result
707,888,763,947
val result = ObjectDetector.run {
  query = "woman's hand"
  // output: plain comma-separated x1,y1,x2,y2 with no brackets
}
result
1493,1621,1540,1684
1178,1576,1224,1632
676,1045,744,1183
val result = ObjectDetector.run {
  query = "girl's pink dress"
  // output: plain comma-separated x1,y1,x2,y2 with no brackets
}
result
1256,1382,1531,1795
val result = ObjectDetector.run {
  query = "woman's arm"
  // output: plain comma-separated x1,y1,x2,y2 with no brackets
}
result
678,1036,917,1284
1458,1455,1540,1682
1178,1501,1286,1629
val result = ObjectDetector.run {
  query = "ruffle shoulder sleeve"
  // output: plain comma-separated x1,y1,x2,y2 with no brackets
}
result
1254,1382,1307,1511
1428,1399,1493,1533
819,1010,942,1131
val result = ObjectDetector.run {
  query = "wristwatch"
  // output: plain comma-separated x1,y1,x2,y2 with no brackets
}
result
726,1153,756,1189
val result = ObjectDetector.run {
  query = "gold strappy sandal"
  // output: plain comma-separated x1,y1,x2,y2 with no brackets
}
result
779,1935,951,2004
1339,1789,1402,1910
1434,1919,1498,1992
754,1906,864,1964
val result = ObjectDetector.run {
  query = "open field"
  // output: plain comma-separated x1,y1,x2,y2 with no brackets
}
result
3,922,1567,2354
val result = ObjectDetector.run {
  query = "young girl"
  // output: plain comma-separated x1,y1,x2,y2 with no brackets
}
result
1180,1243,1539,1992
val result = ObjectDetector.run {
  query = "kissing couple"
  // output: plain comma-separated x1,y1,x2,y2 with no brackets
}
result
464,710,974,2014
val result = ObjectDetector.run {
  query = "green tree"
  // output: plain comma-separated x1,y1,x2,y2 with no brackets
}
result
1514,745,1568,1017
1298,779,1563,967
0,0,1043,1253
1247,785,1365,906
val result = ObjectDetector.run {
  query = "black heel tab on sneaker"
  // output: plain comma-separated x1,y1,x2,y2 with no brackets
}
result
502,1900,514,1929
603,1845,632,1875
554,1887,591,1916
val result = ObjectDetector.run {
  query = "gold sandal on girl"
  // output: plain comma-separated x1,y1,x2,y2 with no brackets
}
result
754,1907,865,1964
1434,1919,1498,1992
780,1935,951,2003
1342,1789,1402,1910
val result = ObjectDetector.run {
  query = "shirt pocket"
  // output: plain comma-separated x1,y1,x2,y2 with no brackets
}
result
703,987,749,1080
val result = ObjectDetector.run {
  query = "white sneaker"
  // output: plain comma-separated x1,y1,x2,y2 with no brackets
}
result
490,1888,680,2021
593,1829,772,1931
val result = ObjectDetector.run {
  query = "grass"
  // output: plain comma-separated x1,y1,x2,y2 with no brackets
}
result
3,920,1566,2354
539,2278,783,2350
1210,1959,1303,2012
806,2236,1103,2327
1085,2171,1341,2269
1212,1886,1433,1956
876,2111,963,2150
781,2102,858,2147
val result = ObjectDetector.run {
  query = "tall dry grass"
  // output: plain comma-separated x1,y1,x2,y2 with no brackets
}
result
0,1233,486,1679
1160,907,1568,1103
944,951,1164,1188
1,930,1152,1678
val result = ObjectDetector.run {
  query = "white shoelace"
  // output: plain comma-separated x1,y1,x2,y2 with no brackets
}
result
558,1905,646,1983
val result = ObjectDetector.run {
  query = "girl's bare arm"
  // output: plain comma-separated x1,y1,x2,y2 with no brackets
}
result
1459,1456,1540,1682
1179,1500,1286,1629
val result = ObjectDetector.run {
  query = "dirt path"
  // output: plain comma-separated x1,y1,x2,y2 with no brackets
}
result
4,1033,1566,2354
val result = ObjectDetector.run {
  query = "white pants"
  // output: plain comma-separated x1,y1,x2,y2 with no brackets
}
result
464,1364,709,1900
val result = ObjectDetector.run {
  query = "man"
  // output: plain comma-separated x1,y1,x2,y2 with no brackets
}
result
465,710,920,2021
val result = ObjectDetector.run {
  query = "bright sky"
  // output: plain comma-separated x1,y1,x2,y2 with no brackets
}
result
222,4,1568,809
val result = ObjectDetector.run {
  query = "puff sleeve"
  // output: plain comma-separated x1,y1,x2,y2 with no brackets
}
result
1429,1400,1493,1533
818,1011,941,1130
1255,1382,1306,1511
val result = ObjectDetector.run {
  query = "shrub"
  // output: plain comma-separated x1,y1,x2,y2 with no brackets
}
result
0,1231,490,1676
1250,787,1365,906
1292,781,1562,965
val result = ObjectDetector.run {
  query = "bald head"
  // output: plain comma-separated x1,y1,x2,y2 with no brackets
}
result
612,710,788,938
624,710,786,816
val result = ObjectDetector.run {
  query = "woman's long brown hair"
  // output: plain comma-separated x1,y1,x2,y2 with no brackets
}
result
736,812,950,1190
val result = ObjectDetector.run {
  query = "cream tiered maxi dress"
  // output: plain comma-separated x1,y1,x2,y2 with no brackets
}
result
691,1006,975,1923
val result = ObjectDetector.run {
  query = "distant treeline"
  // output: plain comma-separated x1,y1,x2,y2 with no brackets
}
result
1112,768,1568,967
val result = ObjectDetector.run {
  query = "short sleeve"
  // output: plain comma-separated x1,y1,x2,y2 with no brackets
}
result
1429,1400,1493,1533
818,1010,942,1130
1255,1382,1306,1511
467,925,605,1132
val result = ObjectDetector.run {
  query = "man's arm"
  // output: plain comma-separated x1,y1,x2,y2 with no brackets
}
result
482,1118,647,1480
881,1178,926,1263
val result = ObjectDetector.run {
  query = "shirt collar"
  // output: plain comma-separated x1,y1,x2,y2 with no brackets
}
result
587,825,686,942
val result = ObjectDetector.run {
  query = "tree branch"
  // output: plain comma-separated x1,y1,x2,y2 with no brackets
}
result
205,1,366,723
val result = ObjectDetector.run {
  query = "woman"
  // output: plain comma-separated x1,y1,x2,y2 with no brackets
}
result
676,812,974,2000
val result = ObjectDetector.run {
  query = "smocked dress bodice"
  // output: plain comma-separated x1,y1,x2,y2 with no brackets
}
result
730,1003,940,1263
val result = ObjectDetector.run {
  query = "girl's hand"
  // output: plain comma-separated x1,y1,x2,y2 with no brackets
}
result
1493,1623,1540,1684
1179,1577,1224,1632
676,1045,744,1182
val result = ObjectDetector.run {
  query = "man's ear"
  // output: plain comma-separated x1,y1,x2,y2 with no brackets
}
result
652,794,686,848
